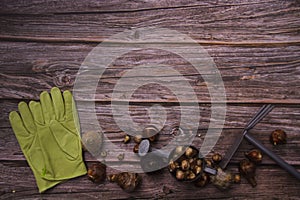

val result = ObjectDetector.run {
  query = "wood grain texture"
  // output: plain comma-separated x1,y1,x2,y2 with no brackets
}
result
0,42,299,103
0,0,300,199
2,102,300,163
1,161,300,200
0,1,299,43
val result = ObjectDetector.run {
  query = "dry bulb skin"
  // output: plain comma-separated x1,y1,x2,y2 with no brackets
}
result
133,143,140,153
212,153,222,164
239,159,257,187
149,135,158,142
186,171,196,180
210,167,233,190
194,173,210,187
107,174,117,182
181,160,190,171
168,146,202,182
185,147,198,158
133,135,143,144
207,153,234,190
233,174,241,184
123,135,131,144
176,170,185,180
169,146,240,190
193,165,202,175
205,159,213,168
87,163,107,183
143,126,159,142
127,126,160,153
168,160,179,173
123,126,160,158
270,129,287,145
108,172,141,192
245,149,263,164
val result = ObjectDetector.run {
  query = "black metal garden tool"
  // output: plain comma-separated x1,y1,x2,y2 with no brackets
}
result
219,104,300,181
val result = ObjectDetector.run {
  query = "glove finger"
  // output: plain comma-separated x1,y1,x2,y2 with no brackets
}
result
18,102,36,134
9,111,33,151
63,90,74,121
63,90,80,132
40,90,55,124
51,87,65,121
29,101,45,125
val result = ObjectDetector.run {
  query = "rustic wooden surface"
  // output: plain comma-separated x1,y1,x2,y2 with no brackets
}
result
1,0,300,199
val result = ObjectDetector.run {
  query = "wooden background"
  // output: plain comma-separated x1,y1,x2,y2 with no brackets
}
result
1,0,300,199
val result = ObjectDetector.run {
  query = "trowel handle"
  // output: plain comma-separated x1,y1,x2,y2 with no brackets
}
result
203,166,217,175
245,132,300,181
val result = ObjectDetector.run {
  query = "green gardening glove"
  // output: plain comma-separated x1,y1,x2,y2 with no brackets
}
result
9,87,87,192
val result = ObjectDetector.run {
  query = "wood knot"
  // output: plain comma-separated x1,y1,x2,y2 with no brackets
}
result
240,75,256,80
53,71,74,87
33,62,79,87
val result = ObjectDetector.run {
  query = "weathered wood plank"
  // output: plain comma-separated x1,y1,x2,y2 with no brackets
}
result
2,125,300,166
2,43,299,75
0,42,299,102
2,101,300,165
1,161,300,199
1,0,294,15
1,0,300,199
0,0,299,43
2,100,300,130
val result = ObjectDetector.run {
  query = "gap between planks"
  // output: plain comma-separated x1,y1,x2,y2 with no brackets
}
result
1,35,300,47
